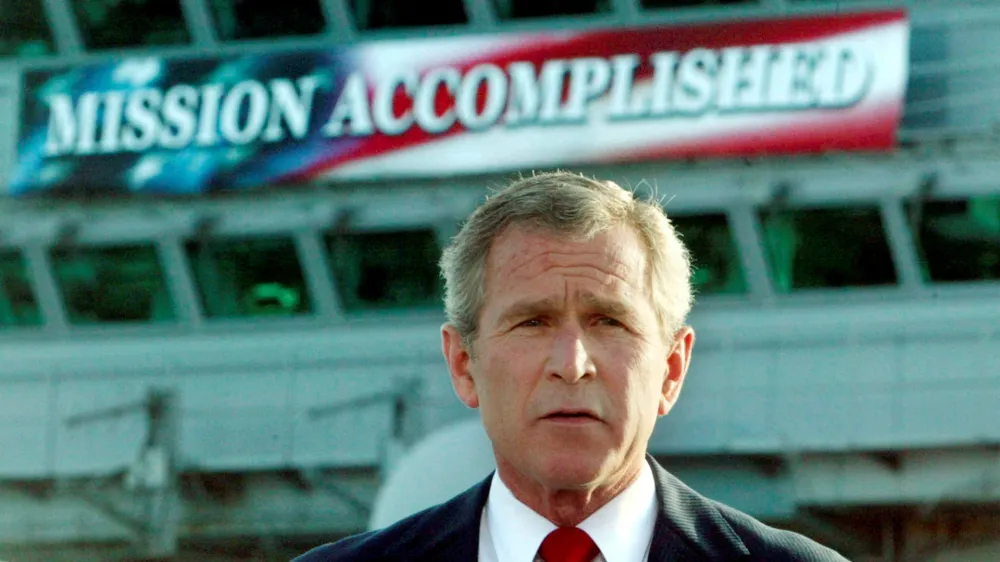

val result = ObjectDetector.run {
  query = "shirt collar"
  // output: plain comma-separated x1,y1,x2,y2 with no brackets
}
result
486,471,557,562
577,461,657,562
486,461,657,562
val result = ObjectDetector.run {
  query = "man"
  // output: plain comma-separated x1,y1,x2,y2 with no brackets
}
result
296,172,848,561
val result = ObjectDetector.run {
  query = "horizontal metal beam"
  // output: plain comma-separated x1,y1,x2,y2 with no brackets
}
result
15,1,1000,70
39,0,83,55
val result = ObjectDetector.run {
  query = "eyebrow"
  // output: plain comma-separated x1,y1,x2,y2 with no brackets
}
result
496,294,639,327
496,297,561,327
580,293,639,321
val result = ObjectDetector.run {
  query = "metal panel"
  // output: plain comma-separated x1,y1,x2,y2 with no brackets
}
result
53,377,149,475
179,370,294,469
900,385,1000,446
651,297,1000,455
0,65,18,198
0,380,50,476
290,366,399,467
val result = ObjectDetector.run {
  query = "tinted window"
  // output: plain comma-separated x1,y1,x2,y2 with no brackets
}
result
50,245,175,324
327,230,443,312
0,250,42,328
351,0,467,29
642,0,753,8
71,0,189,49
210,0,325,40
496,0,610,19
758,207,897,291
0,0,54,57
186,237,312,318
910,197,1000,283
671,213,747,296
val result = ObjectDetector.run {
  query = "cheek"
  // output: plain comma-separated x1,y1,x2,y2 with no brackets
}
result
478,344,537,417
601,342,664,412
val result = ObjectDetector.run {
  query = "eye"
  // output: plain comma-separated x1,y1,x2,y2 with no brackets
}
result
595,316,625,328
517,318,545,328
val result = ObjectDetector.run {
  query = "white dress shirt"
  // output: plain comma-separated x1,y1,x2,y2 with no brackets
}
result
478,462,657,562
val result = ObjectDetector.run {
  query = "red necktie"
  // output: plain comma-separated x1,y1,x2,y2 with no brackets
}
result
538,527,601,562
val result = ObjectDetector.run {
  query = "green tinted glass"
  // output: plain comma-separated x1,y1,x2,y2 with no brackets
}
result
671,213,747,296
186,237,312,318
0,0,54,57
350,0,467,29
642,0,752,8
495,0,610,19
327,230,442,312
50,245,175,324
0,250,42,328
910,196,1000,283
71,0,189,49
210,0,325,40
758,207,898,291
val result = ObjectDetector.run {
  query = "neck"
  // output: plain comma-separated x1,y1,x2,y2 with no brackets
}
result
495,456,645,527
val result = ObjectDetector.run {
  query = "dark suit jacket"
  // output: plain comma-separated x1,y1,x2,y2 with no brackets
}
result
294,455,849,561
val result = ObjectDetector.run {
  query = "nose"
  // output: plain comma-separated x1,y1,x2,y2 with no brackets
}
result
545,327,596,384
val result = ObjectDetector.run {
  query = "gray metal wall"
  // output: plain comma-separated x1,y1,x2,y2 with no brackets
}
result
2,291,998,477
0,64,19,194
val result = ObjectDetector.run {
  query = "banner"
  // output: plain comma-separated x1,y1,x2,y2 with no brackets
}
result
10,9,909,196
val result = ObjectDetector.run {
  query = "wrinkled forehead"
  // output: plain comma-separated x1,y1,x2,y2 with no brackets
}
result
482,223,652,298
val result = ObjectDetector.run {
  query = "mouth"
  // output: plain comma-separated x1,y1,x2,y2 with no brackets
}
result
542,410,601,423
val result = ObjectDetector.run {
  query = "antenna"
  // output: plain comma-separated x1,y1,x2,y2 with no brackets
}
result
64,388,181,560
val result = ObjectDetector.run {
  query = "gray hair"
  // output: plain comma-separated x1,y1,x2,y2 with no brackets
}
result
439,171,693,349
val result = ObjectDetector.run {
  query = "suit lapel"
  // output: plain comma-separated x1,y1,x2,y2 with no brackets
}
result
647,530,710,562
646,455,750,561
417,472,493,561
425,459,751,561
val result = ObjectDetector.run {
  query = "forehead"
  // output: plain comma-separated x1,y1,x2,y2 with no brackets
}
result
483,224,650,297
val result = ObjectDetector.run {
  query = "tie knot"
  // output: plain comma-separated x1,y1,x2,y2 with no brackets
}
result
539,527,600,562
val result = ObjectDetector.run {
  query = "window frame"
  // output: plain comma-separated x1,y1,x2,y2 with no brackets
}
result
0,246,45,330
753,201,905,297
323,226,446,315
905,194,1000,286
183,234,318,321
668,210,750,300
47,241,180,326
68,0,192,50
208,0,329,41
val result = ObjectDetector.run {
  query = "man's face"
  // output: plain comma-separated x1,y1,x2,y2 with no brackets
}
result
443,224,694,490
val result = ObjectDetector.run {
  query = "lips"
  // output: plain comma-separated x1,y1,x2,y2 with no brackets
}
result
543,409,601,421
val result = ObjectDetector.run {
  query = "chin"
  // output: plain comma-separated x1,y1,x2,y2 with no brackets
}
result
533,449,611,489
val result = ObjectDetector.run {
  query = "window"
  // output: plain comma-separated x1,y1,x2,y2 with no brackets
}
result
909,197,1000,283
210,0,325,40
186,237,312,318
350,0,467,29
642,0,753,8
495,0,610,19
50,245,175,324
0,0,54,57
327,230,442,312
758,206,897,291
71,0,189,49
0,250,42,328
671,213,746,296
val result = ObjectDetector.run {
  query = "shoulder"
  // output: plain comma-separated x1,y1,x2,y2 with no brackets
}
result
647,456,848,561
290,504,453,562
711,501,849,562
291,476,489,562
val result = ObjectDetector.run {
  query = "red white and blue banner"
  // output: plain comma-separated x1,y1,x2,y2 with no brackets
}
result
10,9,909,196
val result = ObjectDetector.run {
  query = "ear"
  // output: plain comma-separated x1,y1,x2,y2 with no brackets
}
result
658,326,695,417
442,324,479,409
